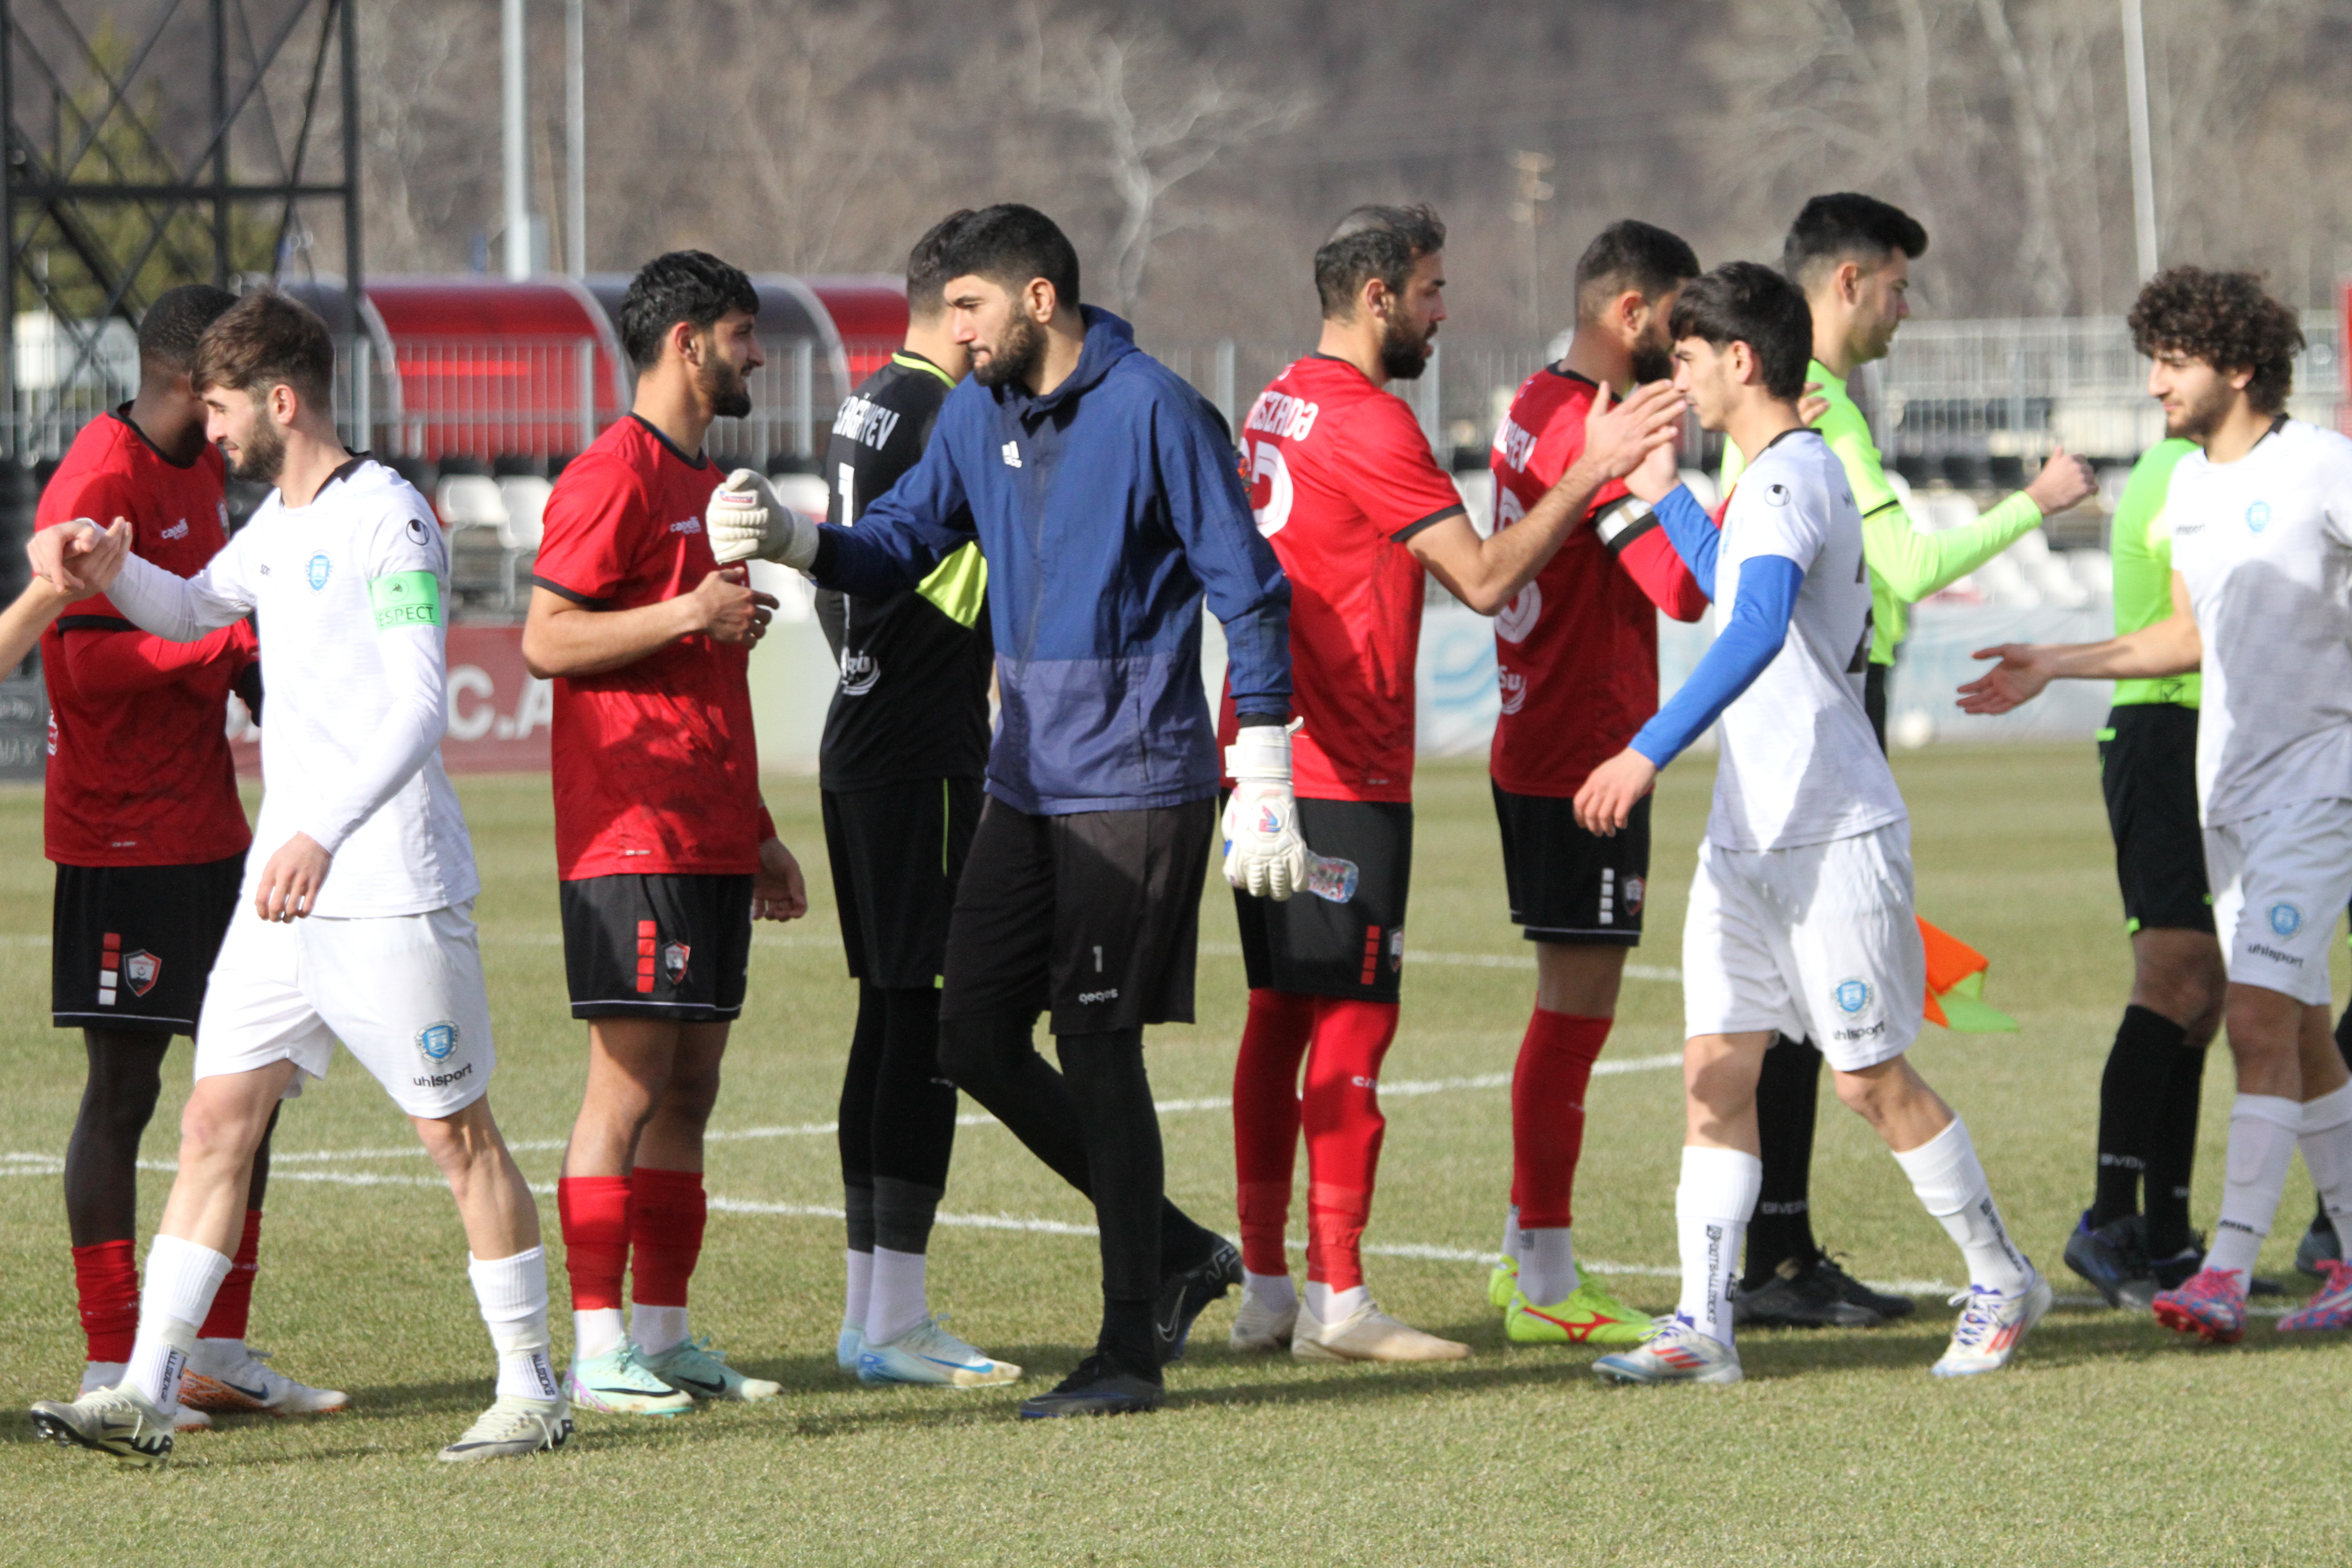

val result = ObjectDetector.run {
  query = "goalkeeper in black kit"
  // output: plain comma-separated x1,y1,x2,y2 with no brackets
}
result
813,220,1015,1388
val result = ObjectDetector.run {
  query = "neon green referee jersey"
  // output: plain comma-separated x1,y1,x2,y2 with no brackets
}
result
2106,438,2197,708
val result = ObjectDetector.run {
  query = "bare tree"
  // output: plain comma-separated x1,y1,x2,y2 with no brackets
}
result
1023,6,1312,318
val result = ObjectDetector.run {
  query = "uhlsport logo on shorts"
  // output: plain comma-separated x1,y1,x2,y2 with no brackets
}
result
306,553,332,591
1834,978,1873,1015
2246,500,2272,534
416,1021,459,1063
2269,902,2304,937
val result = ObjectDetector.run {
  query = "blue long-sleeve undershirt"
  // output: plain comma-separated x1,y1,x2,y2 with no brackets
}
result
1651,483,1720,597
1629,554,1804,769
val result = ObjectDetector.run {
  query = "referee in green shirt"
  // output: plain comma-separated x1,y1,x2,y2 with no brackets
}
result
1720,194,2097,1327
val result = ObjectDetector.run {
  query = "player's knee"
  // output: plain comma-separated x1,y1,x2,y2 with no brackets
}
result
936,1014,1014,1091
177,1095,261,1166
81,1077,163,1144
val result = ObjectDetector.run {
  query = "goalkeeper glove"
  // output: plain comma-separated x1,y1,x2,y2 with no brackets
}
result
706,468,819,568
1222,723,1310,901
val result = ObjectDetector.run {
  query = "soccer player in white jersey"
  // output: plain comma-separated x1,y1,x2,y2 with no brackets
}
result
23,292,566,1465
1573,262,2049,1385
1963,268,2352,1343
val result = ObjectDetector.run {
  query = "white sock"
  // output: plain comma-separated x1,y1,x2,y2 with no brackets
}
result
124,1235,232,1409
1891,1117,2033,1294
843,1248,873,1334
572,1306,627,1360
629,1302,690,1357
1499,1203,1521,1264
865,1246,930,1346
1304,1282,1367,1323
2208,1093,2302,1278
1518,1227,1579,1305
470,1248,559,1401
1242,1269,1296,1309
2299,1083,2352,1245
1675,1146,1761,1347
81,1361,126,1396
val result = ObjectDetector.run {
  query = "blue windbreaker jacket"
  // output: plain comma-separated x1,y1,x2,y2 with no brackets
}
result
810,308,1292,815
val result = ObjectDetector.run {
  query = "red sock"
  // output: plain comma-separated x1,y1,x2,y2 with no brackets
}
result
557,1175,632,1311
1511,1010,1612,1230
628,1168,707,1308
72,1240,138,1364
197,1209,264,1340
1301,998,1399,1292
1233,989,1317,1276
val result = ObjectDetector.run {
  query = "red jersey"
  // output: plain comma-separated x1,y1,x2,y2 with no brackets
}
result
38,409,254,867
1488,368,1708,798
533,416,774,879
1219,356,1465,802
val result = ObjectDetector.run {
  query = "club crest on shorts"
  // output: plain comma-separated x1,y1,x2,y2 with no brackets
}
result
1623,876,1645,916
1388,927,1405,973
306,553,332,590
120,950,160,997
417,1021,459,1062
1834,978,1872,1015
2269,902,2303,937
663,941,691,985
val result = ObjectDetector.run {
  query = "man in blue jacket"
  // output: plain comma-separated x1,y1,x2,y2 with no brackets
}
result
706,205,1301,1417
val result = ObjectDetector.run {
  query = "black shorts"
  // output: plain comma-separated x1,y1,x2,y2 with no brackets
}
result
823,776,981,990
2100,703,2213,934
1493,783,1650,946
939,795,1214,1036
51,856,244,1033
560,873,754,1021
1232,797,1412,1003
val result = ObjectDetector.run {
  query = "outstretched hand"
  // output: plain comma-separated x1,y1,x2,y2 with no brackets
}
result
1623,431,1683,503
28,517,132,598
1955,644,2054,715
1580,380,1686,481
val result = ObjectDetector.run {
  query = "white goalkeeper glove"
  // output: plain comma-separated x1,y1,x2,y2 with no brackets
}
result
706,467,819,569
1222,723,1310,901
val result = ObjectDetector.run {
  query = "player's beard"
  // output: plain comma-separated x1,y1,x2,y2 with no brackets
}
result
972,313,1046,390
228,416,286,484
1379,313,1436,381
1630,340,1675,386
698,348,753,420
2164,375,2235,443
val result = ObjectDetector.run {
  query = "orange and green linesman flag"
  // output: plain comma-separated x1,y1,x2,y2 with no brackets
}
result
1918,917,2018,1033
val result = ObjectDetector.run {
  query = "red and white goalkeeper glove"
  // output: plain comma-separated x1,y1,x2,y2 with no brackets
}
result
706,468,819,568
1222,724,1310,901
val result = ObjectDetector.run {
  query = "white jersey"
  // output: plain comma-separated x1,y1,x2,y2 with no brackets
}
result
107,457,479,917
1707,430,1908,851
2166,419,2352,827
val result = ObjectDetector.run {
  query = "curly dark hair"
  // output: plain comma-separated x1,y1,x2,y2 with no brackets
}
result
619,250,758,370
2128,267,2303,415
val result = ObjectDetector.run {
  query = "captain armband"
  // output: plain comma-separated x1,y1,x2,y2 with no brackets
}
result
368,570,444,632
1591,496,1658,555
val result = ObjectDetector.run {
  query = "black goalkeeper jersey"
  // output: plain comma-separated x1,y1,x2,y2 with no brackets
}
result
814,351,993,792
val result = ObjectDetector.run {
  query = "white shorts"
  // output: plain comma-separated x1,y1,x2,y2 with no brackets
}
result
1681,821,1925,1072
2205,797,2352,1007
194,901,496,1119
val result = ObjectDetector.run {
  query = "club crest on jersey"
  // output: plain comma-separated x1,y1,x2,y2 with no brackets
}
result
1495,583,1541,644
2269,902,2303,937
417,1021,458,1063
121,950,160,997
1834,978,1872,1015
2245,500,2272,533
305,553,332,591
663,941,691,985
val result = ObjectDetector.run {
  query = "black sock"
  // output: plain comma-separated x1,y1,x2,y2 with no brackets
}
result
1745,1035,1824,1288
864,988,956,1253
838,983,885,1247
937,1010,1219,1278
2143,1041,2207,1258
1057,1029,1163,1379
2091,1004,2189,1229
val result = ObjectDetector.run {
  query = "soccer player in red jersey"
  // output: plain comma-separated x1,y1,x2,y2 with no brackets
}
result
1479,222,1714,1346
1224,206,1681,1361
35,284,343,1423
524,252,808,1415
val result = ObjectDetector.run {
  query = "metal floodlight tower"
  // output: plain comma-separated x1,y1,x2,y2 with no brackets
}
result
0,0,363,457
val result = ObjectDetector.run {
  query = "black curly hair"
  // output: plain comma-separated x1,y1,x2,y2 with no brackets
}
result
619,250,758,370
2127,267,2303,415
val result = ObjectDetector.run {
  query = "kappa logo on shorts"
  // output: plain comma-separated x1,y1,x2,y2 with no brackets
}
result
1624,876,1645,916
417,1021,459,1063
2269,902,2303,937
305,553,332,590
2246,500,2273,534
663,941,691,985
1834,978,1873,1015
120,950,160,997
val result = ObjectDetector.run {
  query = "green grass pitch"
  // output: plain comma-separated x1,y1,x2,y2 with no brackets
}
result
0,746,2343,1566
